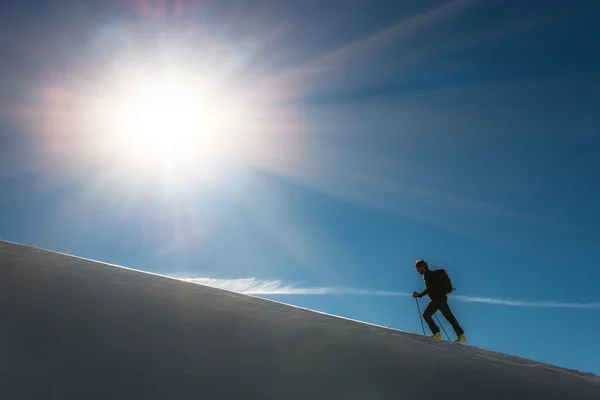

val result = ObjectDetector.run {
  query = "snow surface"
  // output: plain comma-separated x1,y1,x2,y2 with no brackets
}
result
1,240,599,399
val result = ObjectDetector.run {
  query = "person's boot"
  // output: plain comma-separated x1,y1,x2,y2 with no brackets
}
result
453,334,467,343
430,332,442,340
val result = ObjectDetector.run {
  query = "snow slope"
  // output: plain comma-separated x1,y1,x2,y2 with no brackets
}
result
1,240,598,399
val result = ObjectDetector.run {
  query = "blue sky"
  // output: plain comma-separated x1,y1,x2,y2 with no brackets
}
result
1,0,600,374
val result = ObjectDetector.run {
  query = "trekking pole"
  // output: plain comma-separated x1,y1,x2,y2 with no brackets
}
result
415,298,425,335
434,314,451,341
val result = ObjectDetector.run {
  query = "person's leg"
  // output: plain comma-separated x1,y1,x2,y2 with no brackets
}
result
423,300,440,335
438,297,464,336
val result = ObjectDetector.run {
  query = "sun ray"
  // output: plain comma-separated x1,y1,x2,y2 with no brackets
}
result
255,0,477,103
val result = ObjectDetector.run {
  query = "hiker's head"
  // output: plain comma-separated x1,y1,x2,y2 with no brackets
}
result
414,260,428,275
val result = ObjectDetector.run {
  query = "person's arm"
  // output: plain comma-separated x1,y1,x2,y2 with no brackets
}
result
413,288,428,298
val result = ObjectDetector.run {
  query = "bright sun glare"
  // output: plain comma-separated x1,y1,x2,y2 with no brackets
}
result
91,64,250,178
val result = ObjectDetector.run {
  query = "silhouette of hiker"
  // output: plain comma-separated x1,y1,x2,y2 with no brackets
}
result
413,260,466,343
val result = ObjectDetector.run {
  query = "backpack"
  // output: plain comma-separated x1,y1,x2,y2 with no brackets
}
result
433,269,454,295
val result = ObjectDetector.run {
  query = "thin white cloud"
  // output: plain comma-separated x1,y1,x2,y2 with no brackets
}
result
179,277,410,296
176,277,600,309
452,295,600,309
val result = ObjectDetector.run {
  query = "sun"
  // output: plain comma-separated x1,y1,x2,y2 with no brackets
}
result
90,64,251,179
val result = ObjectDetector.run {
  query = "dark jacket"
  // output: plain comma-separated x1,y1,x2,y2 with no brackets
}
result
421,269,445,300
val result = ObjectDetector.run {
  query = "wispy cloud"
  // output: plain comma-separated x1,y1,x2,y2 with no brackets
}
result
452,295,600,309
178,277,410,296
177,277,600,310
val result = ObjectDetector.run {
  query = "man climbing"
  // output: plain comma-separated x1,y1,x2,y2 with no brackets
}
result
412,259,467,343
